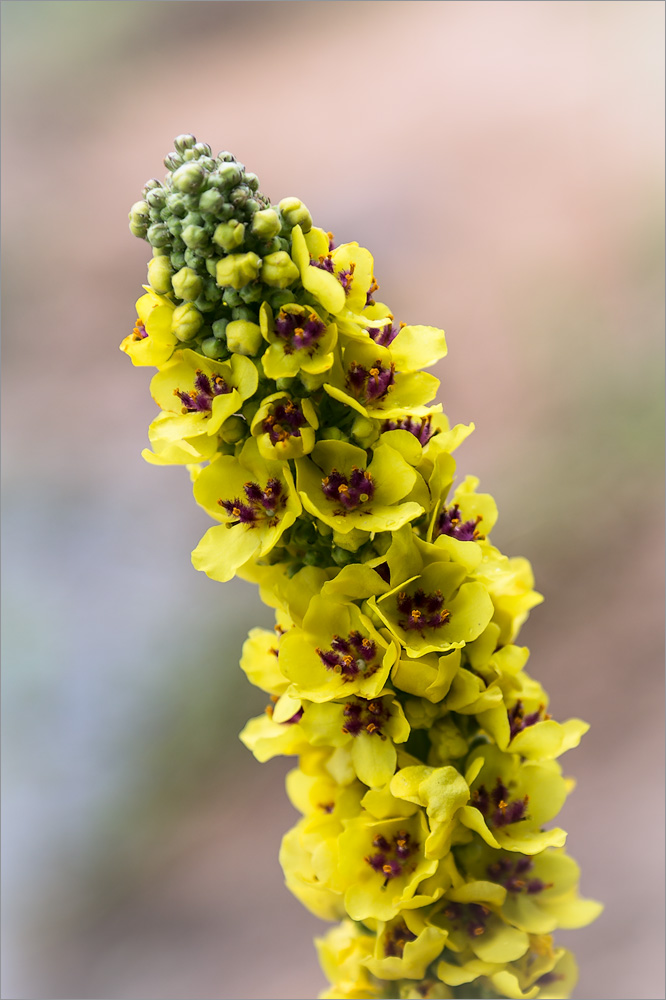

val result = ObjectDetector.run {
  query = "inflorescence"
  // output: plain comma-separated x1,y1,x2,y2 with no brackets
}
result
122,135,601,1000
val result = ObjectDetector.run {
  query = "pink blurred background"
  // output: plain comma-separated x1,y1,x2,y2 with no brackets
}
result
1,2,664,998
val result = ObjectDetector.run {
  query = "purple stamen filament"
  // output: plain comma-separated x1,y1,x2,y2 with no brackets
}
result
261,399,307,445
364,830,418,885
309,254,356,294
472,777,529,828
316,631,378,681
132,319,148,341
321,466,375,512
486,856,553,895
383,415,435,445
437,503,484,541
341,698,388,738
442,902,491,938
383,921,417,958
508,700,550,740
346,359,395,404
274,308,326,353
218,478,285,527
174,369,231,413
396,589,451,633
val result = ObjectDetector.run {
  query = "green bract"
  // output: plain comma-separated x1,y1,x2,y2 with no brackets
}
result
123,136,600,1000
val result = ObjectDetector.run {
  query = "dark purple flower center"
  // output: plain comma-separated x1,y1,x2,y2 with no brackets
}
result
346,359,395,404
508,700,551,740
383,921,417,958
341,698,390,738
436,503,485,541
368,319,399,347
364,829,418,884
174,369,231,413
309,254,356,293
261,399,308,445
132,319,148,341
274,308,326,353
486,856,553,895
316,631,378,680
536,972,563,988
321,466,375,512
218,477,285,526
383,415,436,446
472,777,530,828
442,901,491,938
396,589,451,633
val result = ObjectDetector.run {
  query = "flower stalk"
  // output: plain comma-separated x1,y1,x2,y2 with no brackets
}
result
122,136,601,1000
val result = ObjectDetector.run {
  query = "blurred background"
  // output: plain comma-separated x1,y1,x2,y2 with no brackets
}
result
1,2,663,998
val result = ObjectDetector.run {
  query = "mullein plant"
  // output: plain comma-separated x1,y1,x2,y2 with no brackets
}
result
123,135,601,1000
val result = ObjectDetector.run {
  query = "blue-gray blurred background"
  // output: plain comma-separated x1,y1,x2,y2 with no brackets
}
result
1,2,664,998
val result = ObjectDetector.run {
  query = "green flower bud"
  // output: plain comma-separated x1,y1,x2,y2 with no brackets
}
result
171,163,206,194
244,198,261,215
193,295,217,314
226,319,262,356
170,250,186,270
260,251,299,289
163,152,183,172
200,336,229,360
275,377,295,392
146,187,166,210
212,318,229,339
173,134,196,153
332,546,354,567
166,217,183,237
129,200,150,227
166,192,189,217
213,221,245,252
299,370,327,393
230,185,250,208
217,162,244,188
303,549,324,567
199,189,225,215
230,306,254,322
278,197,312,233
239,283,263,304
172,266,203,301
182,211,203,228
220,415,246,443
147,222,170,247
267,289,293,311
222,287,241,308
129,221,147,238
205,258,218,278
192,141,212,158
251,208,281,241
318,426,346,441
243,172,260,192
217,150,236,162
184,249,203,270
182,224,209,250
216,252,261,290
171,303,203,341
142,178,162,194
147,255,173,294
351,415,377,448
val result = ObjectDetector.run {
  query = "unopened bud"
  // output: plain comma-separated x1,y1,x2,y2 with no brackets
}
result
201,336,229,360
163,152,183,172
251,208,281,241
215,252,261,290
192,141,212,158
217,162,244,188
212,318,229,339
173,134,196,153
220,415,246,443
199,189,225,215
172,266,203,301
129,200,150,227
171,303,203,341
230,185,250,208
181,224,209,250
170,251,186,270
243,172,260,192
278,197,312,233
261,251,299,289
226,319,262,356
147,255,173,294
147,222,170,248
213,220,245,252
171,163,206,194
166,191,189,217
351,415,377,448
